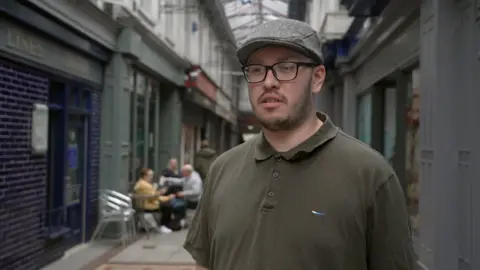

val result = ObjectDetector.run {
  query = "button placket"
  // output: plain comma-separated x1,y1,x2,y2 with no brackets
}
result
261,159,282,211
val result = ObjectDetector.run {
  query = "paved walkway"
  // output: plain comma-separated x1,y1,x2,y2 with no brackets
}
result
41,230,194,270
107,230,194,265
42,241,121,270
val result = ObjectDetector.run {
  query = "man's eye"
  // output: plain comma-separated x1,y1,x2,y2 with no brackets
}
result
278,64,295,71
248,67,263,73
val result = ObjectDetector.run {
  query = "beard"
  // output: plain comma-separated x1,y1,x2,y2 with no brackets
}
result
254,83,313,132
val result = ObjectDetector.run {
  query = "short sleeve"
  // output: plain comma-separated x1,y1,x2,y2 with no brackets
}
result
183,171,213,268
367,174,416,270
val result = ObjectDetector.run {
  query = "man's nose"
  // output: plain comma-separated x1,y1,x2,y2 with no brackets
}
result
263,69,279,89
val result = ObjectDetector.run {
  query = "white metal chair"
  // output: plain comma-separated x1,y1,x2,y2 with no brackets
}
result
90,189,136,247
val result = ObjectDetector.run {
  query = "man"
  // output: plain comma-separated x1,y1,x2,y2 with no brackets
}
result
194,140,217,182
160,158,184,194
172,164,203,228
176,164,203,209
161,158,182,180
158,158,184,229
184,18,415,270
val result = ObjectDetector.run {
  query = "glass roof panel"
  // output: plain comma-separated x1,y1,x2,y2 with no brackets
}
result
222,0,289,45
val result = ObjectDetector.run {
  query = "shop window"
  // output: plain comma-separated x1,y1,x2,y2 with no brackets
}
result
129,70,136,184
383,88,396,164
182,124,196,165
356,93,372,145
136,73,147,172
46,103,66,236
46,81,90,244
406,69,420,235
148,81,158,169
68,88,78,107
129,70,160,182
80,90,91,110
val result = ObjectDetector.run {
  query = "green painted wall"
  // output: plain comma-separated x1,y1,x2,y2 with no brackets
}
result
158,87,183,169
99,53,132,193
99,27,185,193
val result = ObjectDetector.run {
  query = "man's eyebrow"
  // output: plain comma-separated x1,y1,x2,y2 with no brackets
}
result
245,55,303,65
276,56,298,62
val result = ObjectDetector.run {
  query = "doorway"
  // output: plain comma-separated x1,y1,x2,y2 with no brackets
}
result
65,114,88,243
45,80,90,247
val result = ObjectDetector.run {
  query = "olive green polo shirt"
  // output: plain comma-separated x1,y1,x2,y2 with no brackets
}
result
184,112,415,270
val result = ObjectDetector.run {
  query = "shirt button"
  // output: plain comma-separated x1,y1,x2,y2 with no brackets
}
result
268,191,274,197
275,157,282,162
272,172,280,178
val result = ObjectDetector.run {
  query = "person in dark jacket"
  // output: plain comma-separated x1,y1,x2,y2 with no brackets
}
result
194,140,217,182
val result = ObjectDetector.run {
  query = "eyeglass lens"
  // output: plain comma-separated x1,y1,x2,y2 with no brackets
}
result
244,62,298,82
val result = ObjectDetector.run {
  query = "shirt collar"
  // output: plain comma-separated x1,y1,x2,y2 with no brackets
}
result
253,112,338,161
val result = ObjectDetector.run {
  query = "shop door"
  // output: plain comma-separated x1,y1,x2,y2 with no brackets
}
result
65,114,88,244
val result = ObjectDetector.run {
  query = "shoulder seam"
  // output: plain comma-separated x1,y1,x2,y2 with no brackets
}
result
337,131,389,160
375,173,396,196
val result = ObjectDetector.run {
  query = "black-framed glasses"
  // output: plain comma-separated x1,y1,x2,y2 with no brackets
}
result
241,62,319,83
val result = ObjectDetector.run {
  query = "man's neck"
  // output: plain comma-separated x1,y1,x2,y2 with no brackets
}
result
263,112,323,153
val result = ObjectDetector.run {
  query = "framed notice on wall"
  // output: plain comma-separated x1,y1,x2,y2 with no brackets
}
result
31,103,49,155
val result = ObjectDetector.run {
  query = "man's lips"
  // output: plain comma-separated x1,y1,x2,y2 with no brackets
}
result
261,102,282,110
259,95,284,109
258,94,284,104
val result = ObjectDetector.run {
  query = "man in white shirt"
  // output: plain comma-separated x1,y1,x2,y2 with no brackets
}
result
166,164,202,229
176,164,203,209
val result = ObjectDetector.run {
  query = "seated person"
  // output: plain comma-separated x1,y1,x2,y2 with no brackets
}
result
176,164,203,209
133,168,175,234
171,164,203,228
159,158,184,195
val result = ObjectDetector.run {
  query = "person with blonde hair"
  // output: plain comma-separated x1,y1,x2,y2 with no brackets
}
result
133,168,175,234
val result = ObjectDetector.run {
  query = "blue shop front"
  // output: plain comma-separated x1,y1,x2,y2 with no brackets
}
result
0,1,110,269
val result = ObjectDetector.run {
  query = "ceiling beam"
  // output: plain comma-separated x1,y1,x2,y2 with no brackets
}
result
261,4,287,17
233,24,258,33
231,18,257,31
259,0,264,24
226,11,282,18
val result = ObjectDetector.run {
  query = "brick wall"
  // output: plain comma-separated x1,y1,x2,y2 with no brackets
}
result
86,91,101,239
0,61,49,270
0,60,102,270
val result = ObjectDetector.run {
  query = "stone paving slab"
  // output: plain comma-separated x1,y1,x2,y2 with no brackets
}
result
108,230,194,265
41,241,120,270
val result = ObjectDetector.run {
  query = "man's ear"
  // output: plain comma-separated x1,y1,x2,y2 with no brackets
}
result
311,65,326,94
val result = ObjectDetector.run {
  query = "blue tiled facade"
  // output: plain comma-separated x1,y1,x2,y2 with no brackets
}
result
0,61,49,270
0,60,102,270
86,91,101,239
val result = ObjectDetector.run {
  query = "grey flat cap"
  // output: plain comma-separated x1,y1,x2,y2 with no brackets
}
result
236,18,324,65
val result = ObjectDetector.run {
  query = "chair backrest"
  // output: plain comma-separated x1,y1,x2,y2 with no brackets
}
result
99,194,121,214
98,189,132,215
103,189,132,206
